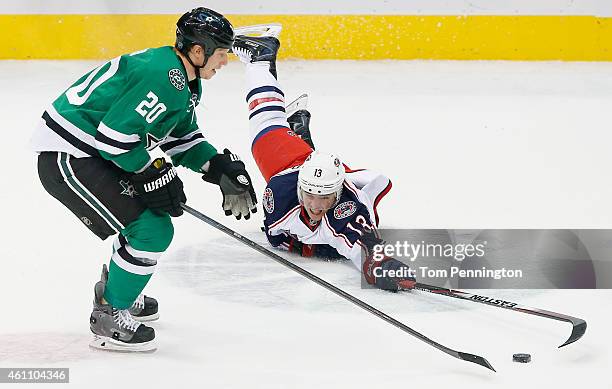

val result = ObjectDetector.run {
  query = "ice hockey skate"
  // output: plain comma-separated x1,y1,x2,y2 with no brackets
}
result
128,293,160,322
89,265,156,352
288,109,314,149
98,265,160,322
232,35,281,64
285,94,314,149
286,93,309,117
234,23,282,38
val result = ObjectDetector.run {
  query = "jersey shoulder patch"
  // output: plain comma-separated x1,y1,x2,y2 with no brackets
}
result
264,171,300,226
324,187,371,232
168,68,186,91
127,47,188,96
333,201,357,219
263,187,274,213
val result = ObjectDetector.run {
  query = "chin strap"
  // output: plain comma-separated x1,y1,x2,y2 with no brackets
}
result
184,51,208,79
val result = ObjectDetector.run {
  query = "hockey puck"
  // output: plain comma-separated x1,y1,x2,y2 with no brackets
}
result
512,353,531,363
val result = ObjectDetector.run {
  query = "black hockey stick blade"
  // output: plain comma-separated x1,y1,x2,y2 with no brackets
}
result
181,204,495,372
457,352,496,372
559,319,587,348
414,283,587,348
512,306,587,348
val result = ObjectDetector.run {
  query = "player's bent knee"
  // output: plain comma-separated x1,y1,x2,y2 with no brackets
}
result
123,209,174,253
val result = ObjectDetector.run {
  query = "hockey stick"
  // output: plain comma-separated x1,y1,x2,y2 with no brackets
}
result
181,203,495,372
412,283,587,347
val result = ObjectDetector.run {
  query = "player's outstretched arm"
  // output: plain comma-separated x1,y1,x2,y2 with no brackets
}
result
360,231,416,291
266,230,343,259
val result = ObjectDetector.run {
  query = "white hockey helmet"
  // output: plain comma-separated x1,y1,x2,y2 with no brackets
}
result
297,151,345,203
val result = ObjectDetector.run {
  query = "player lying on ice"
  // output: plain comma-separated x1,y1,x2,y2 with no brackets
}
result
231,31,416,292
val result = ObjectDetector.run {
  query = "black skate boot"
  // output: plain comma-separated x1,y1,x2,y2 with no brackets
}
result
288,109,314,149
100,262,159,322
232,36,281,78
89,265,156,352
128,294,159,322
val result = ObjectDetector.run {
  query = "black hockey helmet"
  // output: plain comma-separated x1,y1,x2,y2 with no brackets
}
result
175,8,235,61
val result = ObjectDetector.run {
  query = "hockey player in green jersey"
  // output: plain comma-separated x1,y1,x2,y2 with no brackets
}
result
32,8,257,352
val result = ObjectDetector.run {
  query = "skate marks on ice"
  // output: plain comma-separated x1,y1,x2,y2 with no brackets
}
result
161,234,357,311
0,332,94,363
159,234,511,314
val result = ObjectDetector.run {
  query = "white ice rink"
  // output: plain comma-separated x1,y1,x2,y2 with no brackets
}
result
1,59,611,387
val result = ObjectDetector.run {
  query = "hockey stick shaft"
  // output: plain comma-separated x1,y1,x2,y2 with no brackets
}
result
413,283,586,347
181,203,495,371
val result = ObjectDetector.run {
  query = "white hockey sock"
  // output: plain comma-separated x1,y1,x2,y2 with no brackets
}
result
246,62,279,91
245,62,289,144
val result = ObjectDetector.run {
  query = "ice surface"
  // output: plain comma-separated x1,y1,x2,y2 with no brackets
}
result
0,59,611,387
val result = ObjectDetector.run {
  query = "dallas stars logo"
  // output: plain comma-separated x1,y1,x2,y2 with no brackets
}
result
146,133,163,150
119,180,137,198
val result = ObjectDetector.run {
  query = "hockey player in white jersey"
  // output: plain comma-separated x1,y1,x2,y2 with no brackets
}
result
232,32,416,291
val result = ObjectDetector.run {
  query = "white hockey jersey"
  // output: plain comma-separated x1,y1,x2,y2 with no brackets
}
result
262,166,392,269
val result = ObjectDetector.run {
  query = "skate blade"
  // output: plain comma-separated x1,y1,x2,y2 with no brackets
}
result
235,23,282,38
133,312,160,322
286,94,309,116
89,335,157,353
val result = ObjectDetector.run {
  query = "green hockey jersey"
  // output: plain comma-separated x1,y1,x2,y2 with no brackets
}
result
31,46,217,173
